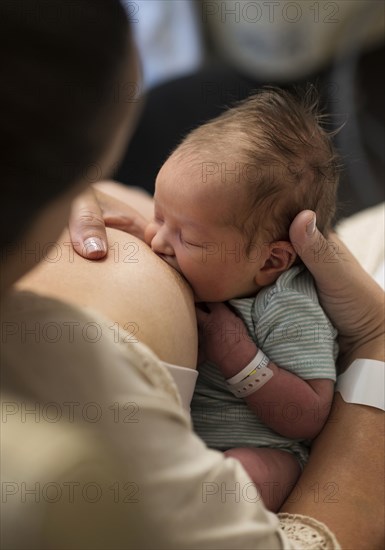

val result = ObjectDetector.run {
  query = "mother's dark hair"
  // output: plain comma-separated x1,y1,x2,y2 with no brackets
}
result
0,0,132,251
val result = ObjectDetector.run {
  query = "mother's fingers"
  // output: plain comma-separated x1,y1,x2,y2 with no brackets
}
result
68,186,150,260
289,210,385,366
96,189,148,240
289,209,366,326
69,187,108,259
289,211,353,291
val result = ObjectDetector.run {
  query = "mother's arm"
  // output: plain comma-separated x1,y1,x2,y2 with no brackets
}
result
281,212,384,549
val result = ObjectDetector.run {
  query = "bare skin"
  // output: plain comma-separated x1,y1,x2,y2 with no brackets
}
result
282,393,384,549
225,447,301,512
15,227,198,370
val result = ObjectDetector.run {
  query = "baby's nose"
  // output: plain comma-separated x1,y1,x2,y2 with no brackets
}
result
146,222,174,256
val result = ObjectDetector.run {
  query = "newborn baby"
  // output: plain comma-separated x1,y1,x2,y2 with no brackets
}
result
143,88,339,511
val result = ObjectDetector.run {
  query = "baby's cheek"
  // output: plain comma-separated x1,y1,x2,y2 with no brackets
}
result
184,266,217,301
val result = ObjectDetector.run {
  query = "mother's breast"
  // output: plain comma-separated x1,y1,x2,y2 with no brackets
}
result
15,228,198,369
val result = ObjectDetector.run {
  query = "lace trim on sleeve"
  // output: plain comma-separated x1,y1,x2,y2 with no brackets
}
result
278,513,341,550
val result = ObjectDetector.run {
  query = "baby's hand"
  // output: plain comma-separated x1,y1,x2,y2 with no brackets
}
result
196,303,255,370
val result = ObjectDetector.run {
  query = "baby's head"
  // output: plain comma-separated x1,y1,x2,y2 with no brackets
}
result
146,88,340,302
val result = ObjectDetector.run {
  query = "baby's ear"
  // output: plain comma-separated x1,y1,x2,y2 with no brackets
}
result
255,241,297,286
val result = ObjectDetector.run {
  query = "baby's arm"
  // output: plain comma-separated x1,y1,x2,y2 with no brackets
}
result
197,302,334,440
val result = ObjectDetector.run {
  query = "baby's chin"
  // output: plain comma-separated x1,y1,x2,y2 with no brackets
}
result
192,289,229,303
193,287,255,303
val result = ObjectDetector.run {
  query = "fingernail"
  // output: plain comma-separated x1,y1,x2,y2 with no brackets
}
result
306,214,316,236
83,237,106,255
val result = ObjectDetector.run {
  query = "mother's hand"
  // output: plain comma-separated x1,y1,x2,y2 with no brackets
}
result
68,183,150,260
290,211,384,369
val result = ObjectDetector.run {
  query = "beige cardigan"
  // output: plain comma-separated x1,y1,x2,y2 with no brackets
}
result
1,288,341,549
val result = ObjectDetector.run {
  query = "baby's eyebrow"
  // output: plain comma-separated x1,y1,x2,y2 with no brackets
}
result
182,219,205,230
155,194,210,232
155,204,203,230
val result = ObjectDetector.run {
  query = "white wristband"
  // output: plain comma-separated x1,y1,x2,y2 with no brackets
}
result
336,359,385,411
226,349,268,385
226,350,273,398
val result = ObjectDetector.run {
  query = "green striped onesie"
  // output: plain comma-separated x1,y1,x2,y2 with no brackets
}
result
191,265,338,467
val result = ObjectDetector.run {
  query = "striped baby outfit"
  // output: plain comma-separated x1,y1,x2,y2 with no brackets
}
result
191,265,338,466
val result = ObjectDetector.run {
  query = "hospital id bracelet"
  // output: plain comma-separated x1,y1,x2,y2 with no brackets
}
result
336,359,385,411
226,349,273,398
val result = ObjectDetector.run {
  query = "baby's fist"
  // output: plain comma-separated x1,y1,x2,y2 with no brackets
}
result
196,302,252,367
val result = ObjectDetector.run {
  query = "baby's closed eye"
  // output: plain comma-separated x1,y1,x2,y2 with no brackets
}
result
180,235,202,247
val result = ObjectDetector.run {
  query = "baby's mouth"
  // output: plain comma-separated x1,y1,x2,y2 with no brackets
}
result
157,253,199,300
157,253,182,274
